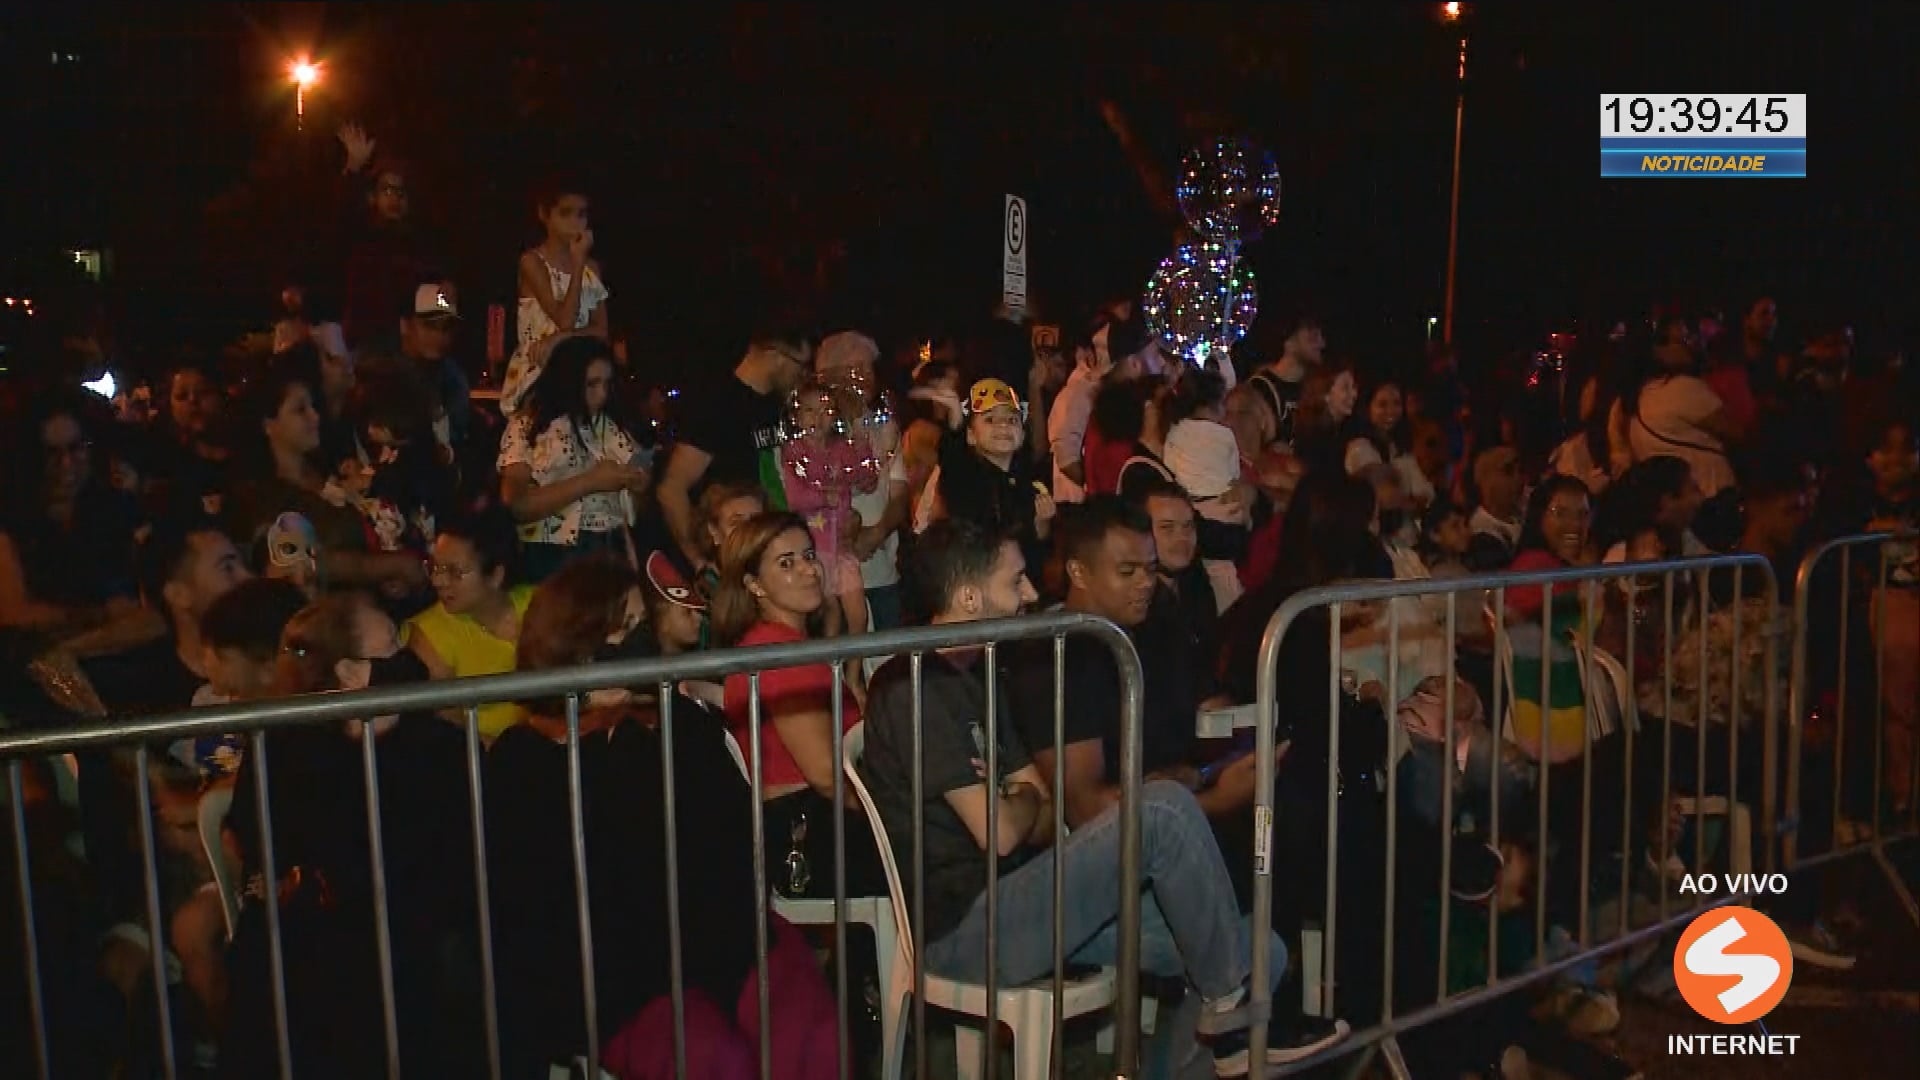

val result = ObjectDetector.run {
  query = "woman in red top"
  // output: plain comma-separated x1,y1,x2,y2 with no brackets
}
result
713,512,884,899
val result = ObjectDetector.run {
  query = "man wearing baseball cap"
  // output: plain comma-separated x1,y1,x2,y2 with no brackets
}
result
394,280,471,449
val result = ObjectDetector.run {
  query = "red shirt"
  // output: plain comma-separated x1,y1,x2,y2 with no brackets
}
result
1080,426,1137,497
721,621,862,791
1504,550,1567,622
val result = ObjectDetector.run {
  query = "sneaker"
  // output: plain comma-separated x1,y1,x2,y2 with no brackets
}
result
1196,980,1251,1037
1784,920,1856,970
1211,1015,1352,1076
1534,984,1621,1036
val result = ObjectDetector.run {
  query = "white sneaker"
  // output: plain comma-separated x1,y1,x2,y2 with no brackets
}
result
1786,921,1856,970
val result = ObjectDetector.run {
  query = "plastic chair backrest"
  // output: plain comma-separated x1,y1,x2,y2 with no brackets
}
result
1572,637,1636,733
197,785,239,939
723,729,750,780
841,723,917,969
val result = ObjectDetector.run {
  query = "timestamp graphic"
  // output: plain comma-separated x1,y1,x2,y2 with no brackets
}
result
1600,94,1806,177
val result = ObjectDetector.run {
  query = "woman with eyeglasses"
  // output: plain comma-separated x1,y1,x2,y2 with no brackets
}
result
405,507,533,738
499,335,651,582
0,387,161,658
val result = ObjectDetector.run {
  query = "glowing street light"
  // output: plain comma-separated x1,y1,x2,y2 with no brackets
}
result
289,58,319,129
1438,3,1470,345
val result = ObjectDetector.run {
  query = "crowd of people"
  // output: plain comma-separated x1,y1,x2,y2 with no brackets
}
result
2,125,1917,1079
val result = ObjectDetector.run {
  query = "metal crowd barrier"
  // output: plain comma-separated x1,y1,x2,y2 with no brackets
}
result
1786,530,1920,924
0,611,1146,1080
1248,554,1782,1078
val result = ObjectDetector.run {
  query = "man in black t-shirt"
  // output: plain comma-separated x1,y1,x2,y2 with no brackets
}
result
861,519,1344,1071
87,520,252,717
655,323,811,569
1008,497,1251,829
1245,312,1324,452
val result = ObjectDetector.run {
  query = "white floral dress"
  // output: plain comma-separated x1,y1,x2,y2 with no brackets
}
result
497,412,639,546
499,253,610,416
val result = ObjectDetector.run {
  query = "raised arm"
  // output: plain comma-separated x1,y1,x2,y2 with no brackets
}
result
517,249,587,334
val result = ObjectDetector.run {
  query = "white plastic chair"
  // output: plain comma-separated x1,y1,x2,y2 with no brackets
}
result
196,785,240,940
720,731,901,1066
1577,635,1752,874
843,722,1124,1080
1489,601,1752,876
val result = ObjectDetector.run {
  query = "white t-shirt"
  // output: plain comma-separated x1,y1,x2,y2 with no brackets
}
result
1046,365,1101,503
1470,507,1521,551
853,455,909,589
1164,418,1247,527
1346,438,1437,506
1628,376,1733,496
1602,531,1707,564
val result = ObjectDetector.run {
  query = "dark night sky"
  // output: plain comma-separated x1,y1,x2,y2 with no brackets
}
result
3,2,1915,377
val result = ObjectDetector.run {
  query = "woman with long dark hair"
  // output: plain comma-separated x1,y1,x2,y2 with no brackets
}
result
1289,361,1360,477
498,335,651,580
489,555,836,1077
227,360,424,594
0,388,149,652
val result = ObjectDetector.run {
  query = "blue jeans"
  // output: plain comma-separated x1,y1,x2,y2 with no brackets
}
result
924,781,1286,1002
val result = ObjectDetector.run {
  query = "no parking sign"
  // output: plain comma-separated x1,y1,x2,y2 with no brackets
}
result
1003,194,1027,317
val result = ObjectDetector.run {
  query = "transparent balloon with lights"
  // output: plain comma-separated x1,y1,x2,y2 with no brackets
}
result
1176,137,1282,243
779,372,890,496
1141,240,1259,369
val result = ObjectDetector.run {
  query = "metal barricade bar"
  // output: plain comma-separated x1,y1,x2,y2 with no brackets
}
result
0,611,1144,1080
1787,531,1920,923
1250,554,1779,1077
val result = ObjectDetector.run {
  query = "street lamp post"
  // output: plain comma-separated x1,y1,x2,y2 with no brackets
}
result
290,59,319,131
1441,6,1467,346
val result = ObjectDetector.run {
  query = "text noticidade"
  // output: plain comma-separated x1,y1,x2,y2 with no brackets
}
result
1638,154,1768,174
1598,94,1807,178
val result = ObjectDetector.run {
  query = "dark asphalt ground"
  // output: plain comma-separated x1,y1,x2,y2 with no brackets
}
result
1600,842,1920,1080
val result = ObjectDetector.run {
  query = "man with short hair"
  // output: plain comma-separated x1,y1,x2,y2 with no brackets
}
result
861,519,1342,1074
656,322,813,569
75,518,255,1005
1136,479,1221,664
393,281,471,450
1009,497,1252,828
1246,313,1325,452
87,518,253,716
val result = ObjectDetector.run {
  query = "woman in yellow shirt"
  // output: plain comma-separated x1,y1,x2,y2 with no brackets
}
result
407,510,533,738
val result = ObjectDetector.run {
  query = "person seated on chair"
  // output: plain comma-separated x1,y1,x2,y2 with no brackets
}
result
140,578,307,1067
1005,496,1252,831
859,519,1350,1075
489,554,838,1078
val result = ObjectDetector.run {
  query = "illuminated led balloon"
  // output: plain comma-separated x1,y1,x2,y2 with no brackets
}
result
779,373,888,494
1175,137,1282,242
1141,240,1259,367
